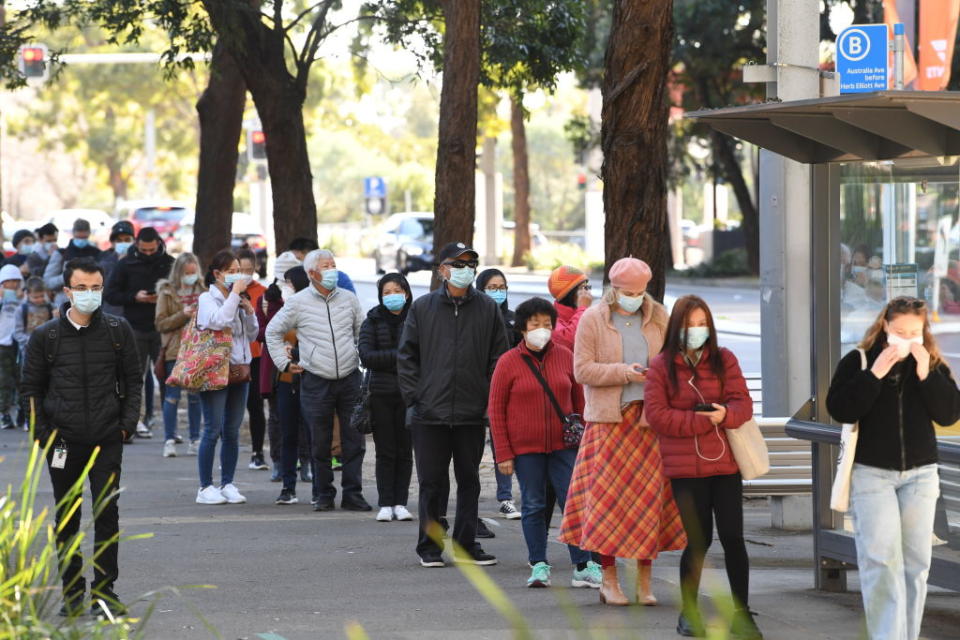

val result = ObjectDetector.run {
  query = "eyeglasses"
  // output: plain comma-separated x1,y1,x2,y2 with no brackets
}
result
484,285,508,292
444,260,479,270
889,297,926,310
70,285,104,292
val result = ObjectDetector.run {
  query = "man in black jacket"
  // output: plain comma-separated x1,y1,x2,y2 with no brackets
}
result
398,242,508,568
104,227,174,438
21,258,142,618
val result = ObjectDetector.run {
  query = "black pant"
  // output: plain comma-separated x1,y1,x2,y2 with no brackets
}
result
412,423,485,557
134,329,160,421
246,357,266,454
48,436,123,596
671,473,750,611
277,380,308,492
371,393,412,507
266,394,281,464
299,370,365,502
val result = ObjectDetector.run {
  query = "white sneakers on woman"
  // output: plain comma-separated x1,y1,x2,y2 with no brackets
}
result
196,484,246,505
376,506,394,522
394,505,413,521
375,505,414,521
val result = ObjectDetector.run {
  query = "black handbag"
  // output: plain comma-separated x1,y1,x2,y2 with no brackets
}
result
521,355,585,448
349,369,374,435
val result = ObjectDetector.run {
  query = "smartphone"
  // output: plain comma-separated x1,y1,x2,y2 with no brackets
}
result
693,403,716,412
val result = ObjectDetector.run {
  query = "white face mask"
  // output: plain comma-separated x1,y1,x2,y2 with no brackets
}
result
281,284,294,301
887,332,923,358
525,327,552,350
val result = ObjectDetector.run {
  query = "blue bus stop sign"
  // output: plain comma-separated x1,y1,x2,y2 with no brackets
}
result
364,176,387,199
837,24,889,94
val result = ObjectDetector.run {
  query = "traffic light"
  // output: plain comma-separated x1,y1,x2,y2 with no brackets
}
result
577,173,587,191
248,129,267,162
18,45,48,82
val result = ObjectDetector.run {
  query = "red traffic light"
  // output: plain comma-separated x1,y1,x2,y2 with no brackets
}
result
577,173,587,190
19,45,48,80
251,131,266,144
22,48,43,62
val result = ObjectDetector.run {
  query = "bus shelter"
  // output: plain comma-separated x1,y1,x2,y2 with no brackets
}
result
689,91,960,592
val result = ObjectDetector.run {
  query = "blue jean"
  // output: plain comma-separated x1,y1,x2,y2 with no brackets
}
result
514,448,590,566
163,360,201,442
851,463,939,640
490,436,513,502
197,382,250,488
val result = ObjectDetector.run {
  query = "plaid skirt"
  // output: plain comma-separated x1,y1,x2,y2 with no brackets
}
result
558,402,687,559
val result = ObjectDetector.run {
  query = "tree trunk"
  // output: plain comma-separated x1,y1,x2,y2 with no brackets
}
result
510,95,531,268
711,130,759,274
431,0,481,289
600,0,673,301
193,42,245,270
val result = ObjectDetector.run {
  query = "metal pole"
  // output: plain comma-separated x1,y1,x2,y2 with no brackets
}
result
894,22,905,90
145,109,157,198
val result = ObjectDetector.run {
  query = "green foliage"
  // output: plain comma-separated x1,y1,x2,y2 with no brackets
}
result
523,242,594,273
683,248,751,278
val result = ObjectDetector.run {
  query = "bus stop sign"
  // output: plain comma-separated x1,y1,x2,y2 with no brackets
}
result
837,25,889,94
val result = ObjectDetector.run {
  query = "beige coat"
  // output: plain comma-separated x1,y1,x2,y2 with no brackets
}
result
155,279,204,362
573,296,668,424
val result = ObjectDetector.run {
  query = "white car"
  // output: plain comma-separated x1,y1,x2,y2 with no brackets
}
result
47,208,116,249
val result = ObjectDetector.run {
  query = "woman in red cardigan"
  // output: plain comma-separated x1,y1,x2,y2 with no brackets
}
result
645,295,761,640
488,297,601,590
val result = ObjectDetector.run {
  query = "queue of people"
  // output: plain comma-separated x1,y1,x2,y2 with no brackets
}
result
14,223,956,640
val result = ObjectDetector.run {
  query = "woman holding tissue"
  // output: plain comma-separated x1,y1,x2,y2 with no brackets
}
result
194,250,259,506
827,297,960,640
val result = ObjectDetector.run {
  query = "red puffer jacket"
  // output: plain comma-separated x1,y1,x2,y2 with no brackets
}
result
645,347,753,479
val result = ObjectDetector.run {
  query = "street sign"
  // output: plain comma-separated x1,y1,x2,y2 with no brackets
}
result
884,263,919,299
837,24,889,94
364,176,387,199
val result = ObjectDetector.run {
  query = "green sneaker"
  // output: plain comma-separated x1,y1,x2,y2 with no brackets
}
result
571,560,602,588
331,456,343,471
527,562,551,588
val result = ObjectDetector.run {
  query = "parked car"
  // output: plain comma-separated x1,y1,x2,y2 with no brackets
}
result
230,213,268,278
115,200,191,238
374,212,434,274
48,208,115,250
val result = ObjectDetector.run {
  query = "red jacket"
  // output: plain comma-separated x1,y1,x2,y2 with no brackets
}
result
645,347,753,479
488,341,585,462
553,302,586,352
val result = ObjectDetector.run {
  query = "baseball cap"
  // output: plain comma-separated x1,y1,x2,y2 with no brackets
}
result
436,242,479,264
110,220,135,241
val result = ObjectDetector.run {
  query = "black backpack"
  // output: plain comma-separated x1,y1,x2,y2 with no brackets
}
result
43,314,128,399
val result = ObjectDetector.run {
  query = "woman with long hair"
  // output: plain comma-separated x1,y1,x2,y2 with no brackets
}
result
194,250,259,506
559,257,686,606
155,252,204,458
645,295,759,638
827,297,960,640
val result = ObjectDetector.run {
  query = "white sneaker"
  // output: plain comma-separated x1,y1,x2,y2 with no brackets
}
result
499,500,522,520
393,505,413,521
220,483,246,504
186,440,199,456
196,486,227,505
376,506,394,522
136,421,152,438
162,439,177,458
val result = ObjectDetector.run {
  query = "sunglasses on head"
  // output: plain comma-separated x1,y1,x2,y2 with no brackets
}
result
444,260,479,270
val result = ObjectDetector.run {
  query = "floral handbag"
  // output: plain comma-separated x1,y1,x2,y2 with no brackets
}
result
166,317,232,392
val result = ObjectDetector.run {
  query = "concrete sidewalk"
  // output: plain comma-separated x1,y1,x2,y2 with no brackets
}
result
1,426,957,639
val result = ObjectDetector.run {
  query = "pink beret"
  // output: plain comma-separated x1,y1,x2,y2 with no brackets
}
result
609,257,652,290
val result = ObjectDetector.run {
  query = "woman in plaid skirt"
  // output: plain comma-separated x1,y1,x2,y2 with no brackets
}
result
559,257,687,606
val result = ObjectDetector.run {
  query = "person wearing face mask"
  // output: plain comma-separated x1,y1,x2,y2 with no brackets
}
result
827,297,960,640
358,273,415,522
548,265,594,352
0,264,23,430
559,257,687,607
105,227,175,439
98,221,136,317
5,229,37,275
44,219,104,309
155,253,205,458
644,296,758,639
488,297,601,589
193,250,259,505
26,223,59,279
236,249,270,473
397,242,508,568
20,257,142,618
265,249,371,513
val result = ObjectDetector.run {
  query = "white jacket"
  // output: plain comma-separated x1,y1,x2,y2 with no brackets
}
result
265,284,362,380
196,284,259,365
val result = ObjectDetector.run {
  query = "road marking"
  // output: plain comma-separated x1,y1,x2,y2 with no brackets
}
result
120,513,375,526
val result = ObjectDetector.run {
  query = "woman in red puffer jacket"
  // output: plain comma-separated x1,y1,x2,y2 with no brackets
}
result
645,295,760,640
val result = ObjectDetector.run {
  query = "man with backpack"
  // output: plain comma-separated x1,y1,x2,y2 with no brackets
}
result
20,257,142,618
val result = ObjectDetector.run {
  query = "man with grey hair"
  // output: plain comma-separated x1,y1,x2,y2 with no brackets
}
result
265,249,371,511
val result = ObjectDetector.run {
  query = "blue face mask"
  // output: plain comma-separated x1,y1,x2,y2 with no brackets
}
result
3,289,19,303
182,274,199,286
680,326,710,350
71,290,102,314
321,269,339,290
224,273,247,287
618,292,644,314
485,289,507,305
447,267,475,289
18,243,34,256
73,238,89,249
115,241,132,255
383,293,407,311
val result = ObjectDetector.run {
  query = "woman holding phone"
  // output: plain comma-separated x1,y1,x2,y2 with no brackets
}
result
559,257,686,606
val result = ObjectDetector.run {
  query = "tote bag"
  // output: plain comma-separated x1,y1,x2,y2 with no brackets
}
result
166,317,232,393
829,348,868,513
726,418,769,480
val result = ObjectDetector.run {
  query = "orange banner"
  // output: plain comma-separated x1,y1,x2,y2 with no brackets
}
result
883,0,920,86
918,0,960,90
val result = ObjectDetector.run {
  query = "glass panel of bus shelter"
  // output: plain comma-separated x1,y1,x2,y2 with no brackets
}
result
838,158,960,554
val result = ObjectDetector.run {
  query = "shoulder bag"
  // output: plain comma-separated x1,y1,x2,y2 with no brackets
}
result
349,369,374,435
166,316,232,392
521,355,584,448
830,348,868,513
725,417,770,480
